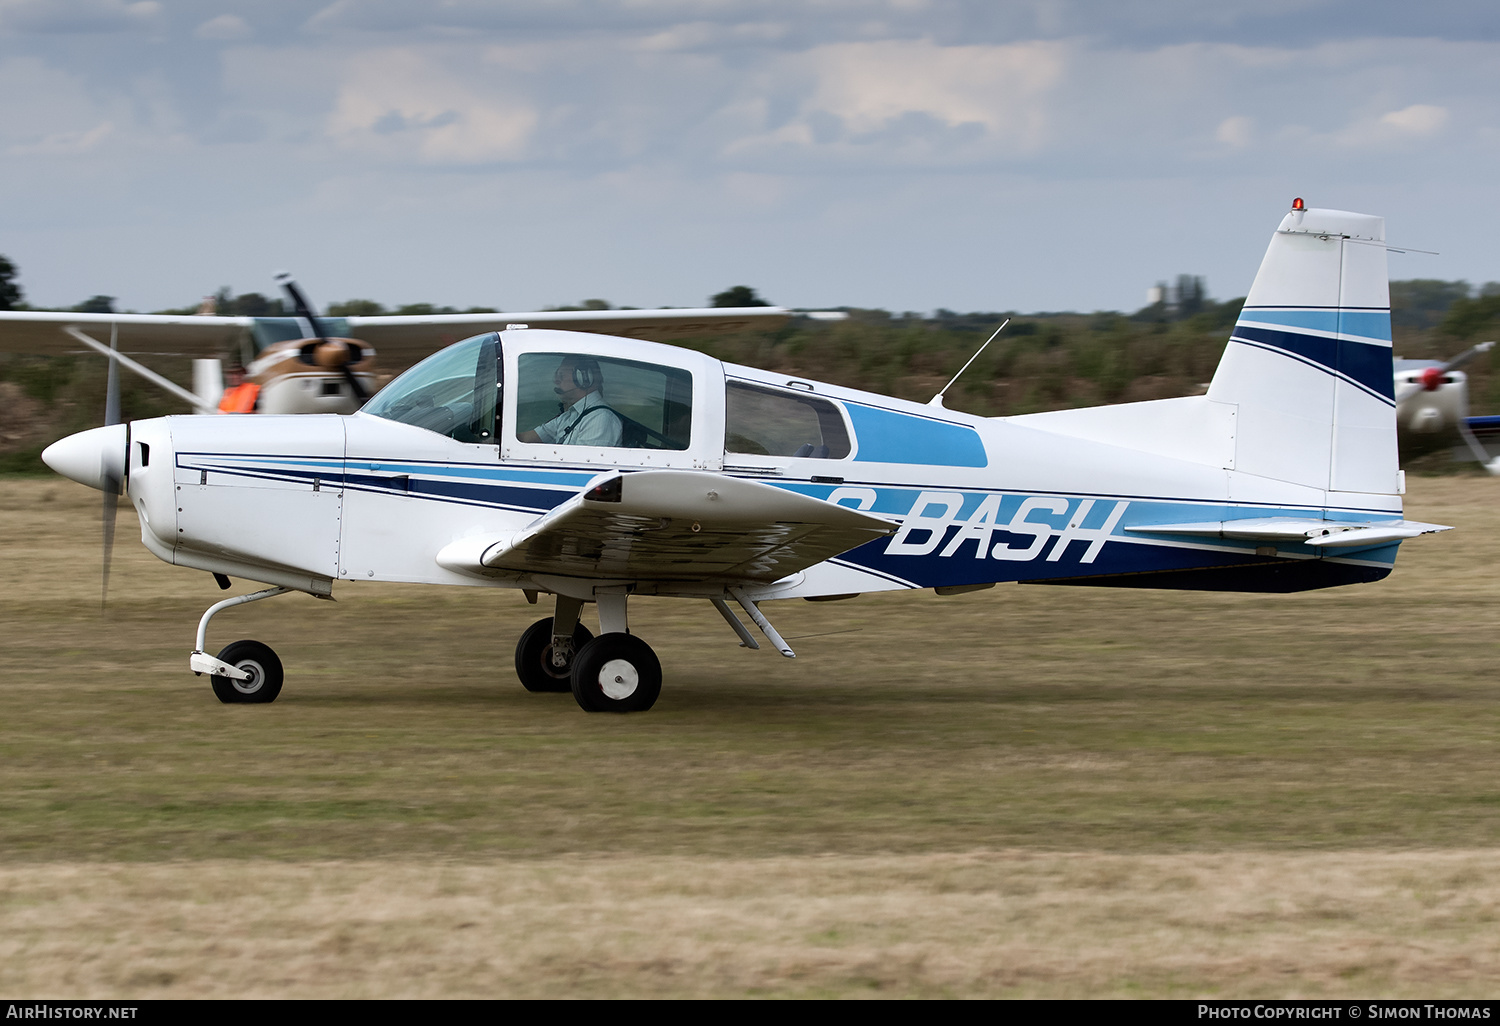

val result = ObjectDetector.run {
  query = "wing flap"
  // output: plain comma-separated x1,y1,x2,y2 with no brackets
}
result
1125,516,1452,546
439,471,895,584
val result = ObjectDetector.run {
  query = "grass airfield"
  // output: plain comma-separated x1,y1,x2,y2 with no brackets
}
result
0,475,1497,998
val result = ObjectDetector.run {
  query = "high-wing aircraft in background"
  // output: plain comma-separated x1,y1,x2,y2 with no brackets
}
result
0,284,796,414
1394,342,1500,473
42,201,1451,713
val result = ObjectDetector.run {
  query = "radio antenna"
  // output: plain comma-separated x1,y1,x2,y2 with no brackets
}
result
929,318,1009,407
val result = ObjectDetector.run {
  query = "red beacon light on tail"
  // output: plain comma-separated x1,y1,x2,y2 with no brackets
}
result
1291,197,1305,210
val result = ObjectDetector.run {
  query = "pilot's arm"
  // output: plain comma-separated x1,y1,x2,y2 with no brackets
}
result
521,396,623,447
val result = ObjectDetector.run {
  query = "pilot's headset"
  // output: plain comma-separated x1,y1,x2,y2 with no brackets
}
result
571,357,602,391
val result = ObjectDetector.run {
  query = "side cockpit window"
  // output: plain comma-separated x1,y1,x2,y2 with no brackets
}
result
361,332,500,443
515,353,692,450
725,382,851,459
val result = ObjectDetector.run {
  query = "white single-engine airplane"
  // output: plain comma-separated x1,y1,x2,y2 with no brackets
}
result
42,202,1451,712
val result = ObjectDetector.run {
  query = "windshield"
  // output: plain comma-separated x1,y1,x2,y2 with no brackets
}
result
362,332,500,443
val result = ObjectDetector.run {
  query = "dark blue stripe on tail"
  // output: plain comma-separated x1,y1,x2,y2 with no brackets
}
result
1231,324,1394,401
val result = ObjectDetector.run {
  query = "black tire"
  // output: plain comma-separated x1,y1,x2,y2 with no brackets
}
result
570,633,661,713
210,640,284,704
515,617,595,693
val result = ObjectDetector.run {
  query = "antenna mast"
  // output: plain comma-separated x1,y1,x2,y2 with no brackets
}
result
929,319,1009,407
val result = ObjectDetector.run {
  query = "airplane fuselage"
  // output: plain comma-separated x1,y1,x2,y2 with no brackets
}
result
120,327,1406,605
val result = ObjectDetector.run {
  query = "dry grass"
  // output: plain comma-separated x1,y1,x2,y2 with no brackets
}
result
1,852,1498,998
1,474,1498,996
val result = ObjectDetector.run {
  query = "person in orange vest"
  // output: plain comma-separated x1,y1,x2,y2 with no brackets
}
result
218,366,260,414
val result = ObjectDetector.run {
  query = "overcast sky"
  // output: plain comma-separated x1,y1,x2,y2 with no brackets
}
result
2,0,1497,314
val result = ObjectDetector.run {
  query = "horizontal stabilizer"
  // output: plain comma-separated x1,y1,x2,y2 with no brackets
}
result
1125,517,1451,548
437,470,896,584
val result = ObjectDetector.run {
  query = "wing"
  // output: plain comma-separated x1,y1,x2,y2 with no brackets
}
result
437,470,896,584
0,306,789,364
0,311,248,356
344,307,790,366
1125,516,1452,548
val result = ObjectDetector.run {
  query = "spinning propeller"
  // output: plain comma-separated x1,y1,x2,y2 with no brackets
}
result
99,330,125,609
1395,340,1495,403
274,272,368,402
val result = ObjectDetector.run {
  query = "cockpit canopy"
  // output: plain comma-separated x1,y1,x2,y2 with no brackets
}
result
362,332,695,451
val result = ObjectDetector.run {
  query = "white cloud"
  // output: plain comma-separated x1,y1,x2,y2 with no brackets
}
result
1330,102,1451,149
0,56,135,151
1216,115,1252,147
8,120,112,155
326,48,538,164
1380,103,1448,135
195,14,251,42
635,19,791,52
804,39,1065,146
722,39,1067,165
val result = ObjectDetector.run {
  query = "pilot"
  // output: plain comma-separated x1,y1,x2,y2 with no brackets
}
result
519,356,623,447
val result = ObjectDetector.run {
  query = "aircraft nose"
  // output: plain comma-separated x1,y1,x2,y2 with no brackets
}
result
42,424,128,493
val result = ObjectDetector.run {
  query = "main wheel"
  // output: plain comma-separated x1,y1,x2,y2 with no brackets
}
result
515,617,595,693
570,633,661,713
210,640,284,704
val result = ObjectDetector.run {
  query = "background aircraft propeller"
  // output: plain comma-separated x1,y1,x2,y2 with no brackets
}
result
1395,340,1495,403
274,272,369,402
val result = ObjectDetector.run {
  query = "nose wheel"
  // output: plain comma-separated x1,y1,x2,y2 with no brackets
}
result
570,633,661,713
190,585,298,704
209,640,284,704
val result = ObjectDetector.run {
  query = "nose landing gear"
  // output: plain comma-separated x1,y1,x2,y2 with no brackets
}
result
190,585,295,704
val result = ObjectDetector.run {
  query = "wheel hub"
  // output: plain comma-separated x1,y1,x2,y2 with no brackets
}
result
598,658,639,700
231,660,265,694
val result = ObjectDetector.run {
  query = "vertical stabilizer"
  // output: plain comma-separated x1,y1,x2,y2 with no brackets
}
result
1207,203,1397,496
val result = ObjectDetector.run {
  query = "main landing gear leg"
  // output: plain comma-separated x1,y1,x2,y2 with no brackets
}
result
514,595,593,693
570,588,661,713
189,586,293,704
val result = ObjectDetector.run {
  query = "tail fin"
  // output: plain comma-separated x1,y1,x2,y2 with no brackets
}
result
1207,203,1397,496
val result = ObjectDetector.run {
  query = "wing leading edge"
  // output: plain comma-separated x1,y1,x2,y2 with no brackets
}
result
0,307,790,359
437,471,896,584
